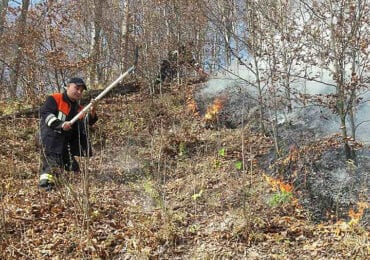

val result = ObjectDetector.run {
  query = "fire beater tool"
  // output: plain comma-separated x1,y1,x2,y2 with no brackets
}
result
69,48,139,125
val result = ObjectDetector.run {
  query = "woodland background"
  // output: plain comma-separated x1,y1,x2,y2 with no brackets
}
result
0,0,369,259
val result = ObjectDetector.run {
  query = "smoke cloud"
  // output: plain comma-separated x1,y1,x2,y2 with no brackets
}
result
201,60,370,143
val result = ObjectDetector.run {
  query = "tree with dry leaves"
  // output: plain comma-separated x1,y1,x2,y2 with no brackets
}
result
299,0,370,159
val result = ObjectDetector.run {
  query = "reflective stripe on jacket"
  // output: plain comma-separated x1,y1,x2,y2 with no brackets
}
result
40,92,97,156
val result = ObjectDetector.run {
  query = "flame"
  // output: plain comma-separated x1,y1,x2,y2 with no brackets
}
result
186,97,199,115
332,201,369,234
264,174,293,193
204,98,224,121
348,202,368,225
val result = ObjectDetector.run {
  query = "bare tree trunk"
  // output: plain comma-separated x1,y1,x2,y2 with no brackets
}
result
0,0,9,88
335,57,353,159
247,2,266,134
217,0,235,66
120,0,130,71
284,60,293,113
174,1,180,85
89,0,104,87
0,0,8,36
336,58,353,159
254,60,266,134
348,1,365,143
349,56,357,141
10,0,29,98
45,0,63,93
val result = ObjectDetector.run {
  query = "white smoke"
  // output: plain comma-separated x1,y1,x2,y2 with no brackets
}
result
202,60,370,143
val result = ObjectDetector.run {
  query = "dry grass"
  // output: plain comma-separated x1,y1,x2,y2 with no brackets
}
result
0,83,368,259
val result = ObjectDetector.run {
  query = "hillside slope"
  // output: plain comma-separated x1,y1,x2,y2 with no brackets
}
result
0,82,368,259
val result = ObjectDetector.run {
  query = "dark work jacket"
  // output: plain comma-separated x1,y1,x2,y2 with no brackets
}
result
39,92,98,156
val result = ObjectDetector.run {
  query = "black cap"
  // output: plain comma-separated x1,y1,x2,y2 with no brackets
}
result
67,77,87,90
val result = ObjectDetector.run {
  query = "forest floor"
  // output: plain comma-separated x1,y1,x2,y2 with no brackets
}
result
0,82,368,259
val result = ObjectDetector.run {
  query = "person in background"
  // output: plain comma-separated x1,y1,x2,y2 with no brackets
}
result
155,49,179,85
154,42,208,85
38,77,98,190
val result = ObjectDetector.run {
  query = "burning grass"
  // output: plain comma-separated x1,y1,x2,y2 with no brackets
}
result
0,82,369,258
204,96,226,121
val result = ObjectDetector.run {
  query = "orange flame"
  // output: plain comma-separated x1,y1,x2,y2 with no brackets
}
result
348,202,368,225
264,174,293,193
187,97,199,115
204,98,224,121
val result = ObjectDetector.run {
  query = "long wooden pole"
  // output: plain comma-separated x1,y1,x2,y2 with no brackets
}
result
70,65,135,125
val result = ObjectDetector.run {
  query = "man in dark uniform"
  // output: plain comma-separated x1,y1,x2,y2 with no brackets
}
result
155,43,208,85
38,77,98,190
155,50,179,84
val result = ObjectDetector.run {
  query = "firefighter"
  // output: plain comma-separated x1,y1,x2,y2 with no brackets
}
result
154,43,208,85
155,49,179,84
38,77,98,190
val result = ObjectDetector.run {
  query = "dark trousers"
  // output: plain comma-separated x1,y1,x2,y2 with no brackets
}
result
40,149,80,176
